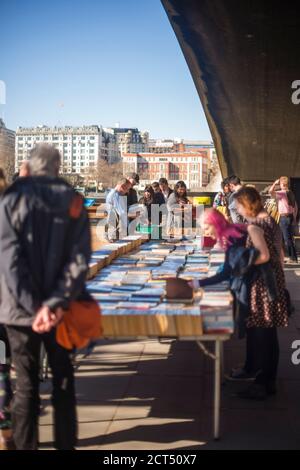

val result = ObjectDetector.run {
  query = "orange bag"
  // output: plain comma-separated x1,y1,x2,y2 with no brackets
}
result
56,300,103,350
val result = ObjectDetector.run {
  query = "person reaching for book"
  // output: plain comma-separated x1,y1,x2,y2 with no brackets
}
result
189,197,289,400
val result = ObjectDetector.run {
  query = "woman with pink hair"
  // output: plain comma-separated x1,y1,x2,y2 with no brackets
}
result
192,208,270,285
201,207,247,250
190,208,276,400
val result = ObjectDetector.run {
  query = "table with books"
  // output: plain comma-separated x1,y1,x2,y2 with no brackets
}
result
87,235,234,440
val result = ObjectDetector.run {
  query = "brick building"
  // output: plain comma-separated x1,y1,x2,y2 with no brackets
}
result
122,151,209,190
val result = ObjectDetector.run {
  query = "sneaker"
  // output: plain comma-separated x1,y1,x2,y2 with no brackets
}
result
237,383,267,401
225,367,257,381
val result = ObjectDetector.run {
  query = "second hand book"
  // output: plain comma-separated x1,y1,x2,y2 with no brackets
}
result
165,278,193,302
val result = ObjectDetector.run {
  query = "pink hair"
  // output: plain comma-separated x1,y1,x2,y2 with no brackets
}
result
203,208,247,249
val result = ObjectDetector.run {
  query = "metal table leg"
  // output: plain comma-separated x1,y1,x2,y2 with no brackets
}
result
214,339,221,440
220,341,225,382
197,339,222,440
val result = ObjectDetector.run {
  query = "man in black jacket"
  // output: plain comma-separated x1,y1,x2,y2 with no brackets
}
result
126,172,139,209
0,144,91,450
158,177,173,203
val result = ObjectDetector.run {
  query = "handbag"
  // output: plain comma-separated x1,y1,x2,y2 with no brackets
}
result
56,195,103,350
56,300,103,350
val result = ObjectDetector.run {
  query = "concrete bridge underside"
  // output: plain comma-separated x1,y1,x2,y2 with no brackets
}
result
162,0,300,182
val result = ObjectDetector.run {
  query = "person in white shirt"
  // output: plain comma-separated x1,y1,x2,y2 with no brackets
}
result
227,175,244,223
105,178,131,241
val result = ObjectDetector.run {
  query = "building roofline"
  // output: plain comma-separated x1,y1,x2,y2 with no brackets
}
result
122,152,209,157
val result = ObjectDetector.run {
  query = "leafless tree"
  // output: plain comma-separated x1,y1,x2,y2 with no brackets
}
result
84,159,124,189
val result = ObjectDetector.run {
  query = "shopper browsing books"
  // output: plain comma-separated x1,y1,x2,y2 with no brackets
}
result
213,178,231,220
167,181,192,237
152,181,165,206
139,185,157,223
158,177,173,203
105,178,131,241
227,175,245,223
190,201,289,400
126,172,139,209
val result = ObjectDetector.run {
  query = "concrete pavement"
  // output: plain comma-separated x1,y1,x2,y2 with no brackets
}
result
39,266,300,450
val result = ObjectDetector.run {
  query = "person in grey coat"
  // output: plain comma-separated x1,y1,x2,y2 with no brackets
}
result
0,144,91,450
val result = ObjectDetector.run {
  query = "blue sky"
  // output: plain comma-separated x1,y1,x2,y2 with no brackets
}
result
0,0,211,140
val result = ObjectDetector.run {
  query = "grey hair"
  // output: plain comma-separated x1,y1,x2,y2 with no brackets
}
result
29,144,61,177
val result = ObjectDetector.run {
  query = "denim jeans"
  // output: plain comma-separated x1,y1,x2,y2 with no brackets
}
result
279,215,298,261
6,326,77,450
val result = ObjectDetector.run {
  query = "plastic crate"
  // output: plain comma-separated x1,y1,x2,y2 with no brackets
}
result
136,224,162,238
84,198,95,208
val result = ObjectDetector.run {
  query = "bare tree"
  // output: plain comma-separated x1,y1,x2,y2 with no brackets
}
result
62,173,84,187
84,159,124,189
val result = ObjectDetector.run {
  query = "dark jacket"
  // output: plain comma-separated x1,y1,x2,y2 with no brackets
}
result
200,237,279,337
200,241,278,305
0,176,91,327
139,197,151,222
154,191,165,206
200,241,257,303
127,187,138,209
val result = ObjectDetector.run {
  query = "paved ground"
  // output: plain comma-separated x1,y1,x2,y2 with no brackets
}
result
39,265,300,450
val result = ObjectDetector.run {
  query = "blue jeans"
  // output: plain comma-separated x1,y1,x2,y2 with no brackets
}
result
279,215,298,261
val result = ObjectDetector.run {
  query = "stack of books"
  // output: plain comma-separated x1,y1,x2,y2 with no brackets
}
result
201,291,232,307
86,237,233,338
101,303,203,338
201,307,234,334
87,236,145,278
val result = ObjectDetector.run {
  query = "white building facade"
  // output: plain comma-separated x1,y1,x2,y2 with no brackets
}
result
105,128,149,154
15,125,122,175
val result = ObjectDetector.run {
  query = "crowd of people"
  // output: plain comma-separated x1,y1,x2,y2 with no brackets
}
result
213,174,299,263
201,175,298,398
0,143,298,449
105,175,177,239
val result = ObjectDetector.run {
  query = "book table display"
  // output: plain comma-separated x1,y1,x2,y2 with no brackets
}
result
87,235,234,440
